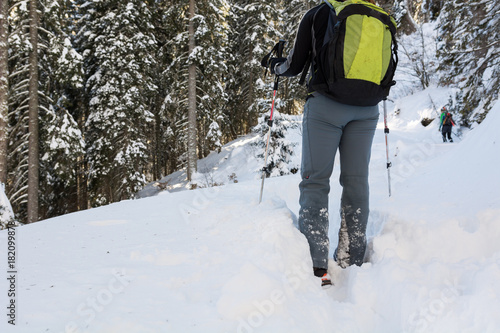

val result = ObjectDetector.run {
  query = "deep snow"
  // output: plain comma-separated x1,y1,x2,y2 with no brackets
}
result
1,87,500,333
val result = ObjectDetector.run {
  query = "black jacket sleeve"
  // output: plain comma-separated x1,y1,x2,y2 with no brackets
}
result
275,8,316,77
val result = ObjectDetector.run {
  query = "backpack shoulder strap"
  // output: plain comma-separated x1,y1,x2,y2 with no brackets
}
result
299,3,332,85
323,0,334,9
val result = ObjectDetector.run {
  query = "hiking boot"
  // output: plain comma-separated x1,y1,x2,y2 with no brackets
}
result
314,267,332,288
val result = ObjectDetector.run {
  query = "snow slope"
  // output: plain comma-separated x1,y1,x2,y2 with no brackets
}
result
1,89,500,333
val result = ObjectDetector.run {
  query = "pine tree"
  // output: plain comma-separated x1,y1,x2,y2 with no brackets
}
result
194,0,230,157
158,0,232,179
438,0,500,125
76,0,158,205
376,0,442,34
37,0,85,218
0,0,8,185
7,0,32,221
146,1,171,180
225,0,280,138
253,111,299,177
156,1,192,177
5,0,85,222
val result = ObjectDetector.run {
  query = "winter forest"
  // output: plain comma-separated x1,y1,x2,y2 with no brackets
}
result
0,0,498,225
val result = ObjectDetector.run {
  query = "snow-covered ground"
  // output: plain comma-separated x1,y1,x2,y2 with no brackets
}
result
1,86,500,333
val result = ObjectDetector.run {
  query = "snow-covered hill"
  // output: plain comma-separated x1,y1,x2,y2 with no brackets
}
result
1,87,500,333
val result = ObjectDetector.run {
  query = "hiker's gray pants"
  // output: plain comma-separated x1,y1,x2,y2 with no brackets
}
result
298,94,379,269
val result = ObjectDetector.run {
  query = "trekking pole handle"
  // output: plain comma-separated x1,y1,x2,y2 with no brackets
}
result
261,40,287,70
272,40,286,90
276,39,286,58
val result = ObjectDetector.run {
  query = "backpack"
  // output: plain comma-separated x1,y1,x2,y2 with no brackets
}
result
443,113,454,126
306,0,398,106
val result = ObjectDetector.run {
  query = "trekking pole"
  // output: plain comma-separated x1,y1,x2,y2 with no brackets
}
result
428,94,440,117
259,40,286,204
383,99,392,197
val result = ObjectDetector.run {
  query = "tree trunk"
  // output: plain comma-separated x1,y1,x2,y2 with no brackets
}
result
76,154,87,211
246,45,255,131
187,0,197,181
0,0,8,184
76,99,87,211
27,0,39,223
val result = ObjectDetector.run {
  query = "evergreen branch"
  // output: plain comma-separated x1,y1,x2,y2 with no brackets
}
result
9,192,28,206
37,91,54,104
8,66,30,79
8,134,30,156
7,104,29,118
9,79,30,91
37,26,55,39
38,104,51,114
448,40,500,54
8,166,28,192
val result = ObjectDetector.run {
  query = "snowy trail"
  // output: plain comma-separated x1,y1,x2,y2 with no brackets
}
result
1,183,338,333
1,91,500,333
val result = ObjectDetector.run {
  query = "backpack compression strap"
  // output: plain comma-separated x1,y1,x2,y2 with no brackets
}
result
336,4,397,36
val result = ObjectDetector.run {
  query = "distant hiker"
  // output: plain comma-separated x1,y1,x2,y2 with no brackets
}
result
438,107,446,140
266,0,397,287
439,109,455,143
438,106,447,131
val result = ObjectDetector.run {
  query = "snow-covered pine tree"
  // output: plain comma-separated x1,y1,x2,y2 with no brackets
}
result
6,0,86,222
437,0,499,125
154,1,193,178
376,0,443,34
76,0,158,206
0,0,8,185
413,0,443,21
142,1,171,180
6,0,32,221
194,0,230,157
253,111,299,177
158,0,231,178
225,0,280,138
206,117,223,153
36,0,85,219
